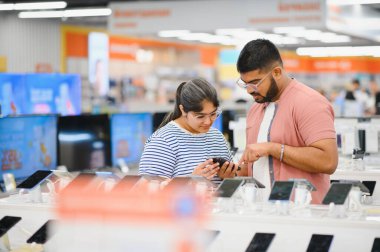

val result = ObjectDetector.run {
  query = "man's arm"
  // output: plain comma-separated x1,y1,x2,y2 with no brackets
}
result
240,138,338,175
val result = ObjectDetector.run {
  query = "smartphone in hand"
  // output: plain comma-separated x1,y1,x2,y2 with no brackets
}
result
212,157,241,171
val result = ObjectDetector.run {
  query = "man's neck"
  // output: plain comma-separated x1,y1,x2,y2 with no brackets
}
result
272,75,292,102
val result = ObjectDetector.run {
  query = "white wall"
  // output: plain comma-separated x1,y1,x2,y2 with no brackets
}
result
0,13,61,73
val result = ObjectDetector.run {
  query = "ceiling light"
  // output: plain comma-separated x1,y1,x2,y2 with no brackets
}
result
328,0,380,5
18,8,112,18
178,33,214,41
158,30,190,38
215,28,247,36
320,35,351,43
296,46,380,57
64,8,111,17
0,4,14,11
14,1,67,10
273,26,305,34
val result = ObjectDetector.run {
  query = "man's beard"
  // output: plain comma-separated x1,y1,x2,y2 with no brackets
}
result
251,76,279,104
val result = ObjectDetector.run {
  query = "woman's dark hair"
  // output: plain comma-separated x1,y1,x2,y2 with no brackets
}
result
158,78,219,129
345,91,356,100
237,39,283,74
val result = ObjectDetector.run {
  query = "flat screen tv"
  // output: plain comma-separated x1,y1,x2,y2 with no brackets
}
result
24,74,81,116
58,114,111,172
110,113,153,167
0,115,57,182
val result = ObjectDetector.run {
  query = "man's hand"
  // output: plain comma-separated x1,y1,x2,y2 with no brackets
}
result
239,142,272,165
217,161,239,179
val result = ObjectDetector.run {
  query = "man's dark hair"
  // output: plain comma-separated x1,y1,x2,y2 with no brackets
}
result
352,79,361,86
237,39,283,73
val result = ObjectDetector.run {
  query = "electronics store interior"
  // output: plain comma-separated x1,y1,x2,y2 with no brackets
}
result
1,0,380,251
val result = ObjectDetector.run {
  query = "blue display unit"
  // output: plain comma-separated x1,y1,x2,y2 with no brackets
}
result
110,113,153,167
24,74,81,115
0,73,25,116
0,115,57,182
212,113,223,132
0,73,81,116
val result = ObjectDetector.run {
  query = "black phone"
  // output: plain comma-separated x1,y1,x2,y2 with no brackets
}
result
0,216,22,237
372,237,380,252
268,181,295,201
16,170,53,190
307,234,334,252
216,179,243,198
230,147,238,157
212,157,241,171
26,220,55,244
203,229,220,247
245,232,275,252
322,183,352,205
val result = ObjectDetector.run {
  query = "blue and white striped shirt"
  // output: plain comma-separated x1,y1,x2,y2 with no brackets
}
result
139,121,232,183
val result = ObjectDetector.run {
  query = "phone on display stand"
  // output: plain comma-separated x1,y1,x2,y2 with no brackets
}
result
216,179,244,198
245,232,275,252
268,181,295,201
0,216,22,237
372,237,380,252
322,183,352,205
306,234,334,252
26,220,55,244
16,170,53,190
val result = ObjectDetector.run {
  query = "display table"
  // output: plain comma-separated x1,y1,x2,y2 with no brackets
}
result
207,206,380,252
1,194,380,252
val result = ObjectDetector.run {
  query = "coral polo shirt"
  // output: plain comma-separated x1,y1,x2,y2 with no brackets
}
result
246,78,336,204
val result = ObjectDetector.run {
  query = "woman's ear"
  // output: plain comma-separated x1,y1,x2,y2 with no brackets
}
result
179,104,186,116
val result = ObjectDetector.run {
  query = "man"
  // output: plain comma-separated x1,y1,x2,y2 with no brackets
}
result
236,39,338,204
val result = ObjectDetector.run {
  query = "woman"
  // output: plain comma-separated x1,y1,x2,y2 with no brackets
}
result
139,78,238,183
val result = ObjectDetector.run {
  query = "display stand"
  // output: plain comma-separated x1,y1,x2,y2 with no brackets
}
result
0,234,10,252
28,185,43,203
216,197,236,213
328,203,348,218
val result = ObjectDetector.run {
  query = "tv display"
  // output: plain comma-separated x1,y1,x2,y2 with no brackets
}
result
212,113,223,132
58,114,111,172
0,115,57,182
0,74,25,116
24,74,81,115
111,113,153,167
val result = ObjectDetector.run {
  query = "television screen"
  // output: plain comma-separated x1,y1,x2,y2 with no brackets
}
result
24,73,81,115
212,113,223,132
153,112,168,132
58,114,111,172
0,73,25,116
0,115,57,182
111,113,153,167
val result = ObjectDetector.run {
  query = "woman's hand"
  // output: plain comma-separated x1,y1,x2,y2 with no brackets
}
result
192,159,220,180
217,161,239,179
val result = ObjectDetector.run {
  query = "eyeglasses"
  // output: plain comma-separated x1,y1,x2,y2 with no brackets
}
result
236,69,273,89
189,108,222,121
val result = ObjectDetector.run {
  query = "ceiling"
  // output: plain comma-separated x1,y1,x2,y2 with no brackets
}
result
3,0,380,49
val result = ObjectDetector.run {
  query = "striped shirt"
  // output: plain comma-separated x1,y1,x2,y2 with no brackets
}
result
139,121,232,183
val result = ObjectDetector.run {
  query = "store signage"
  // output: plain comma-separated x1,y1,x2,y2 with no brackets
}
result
109,0,325,34
0,56,6,72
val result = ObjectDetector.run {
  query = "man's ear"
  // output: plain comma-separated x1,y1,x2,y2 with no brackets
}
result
273,67,282,80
